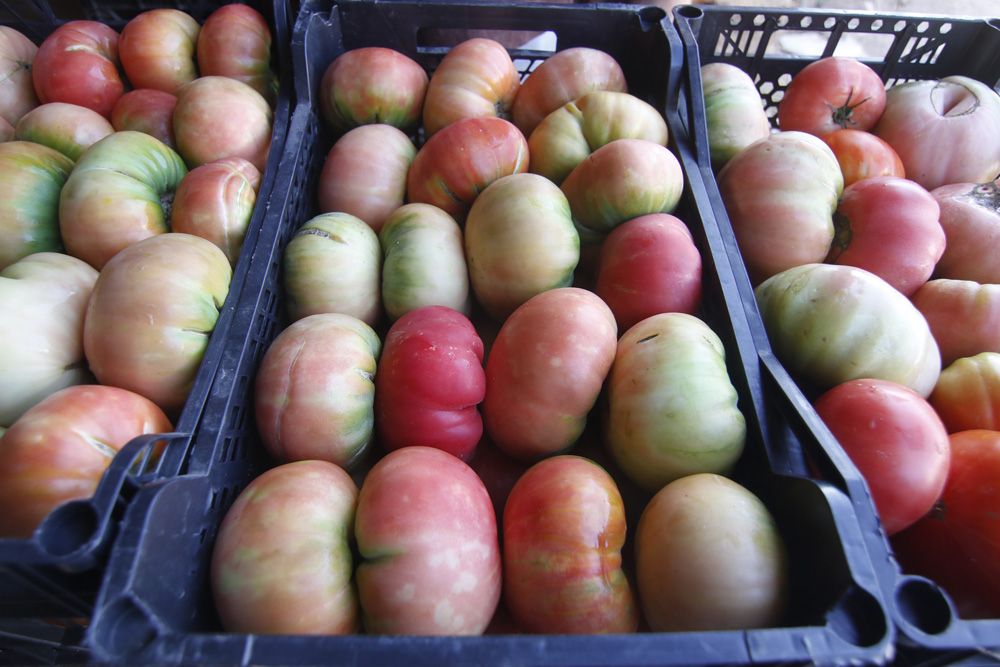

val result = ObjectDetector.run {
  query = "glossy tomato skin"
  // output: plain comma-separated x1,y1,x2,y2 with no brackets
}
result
0,385,171,537
814,378,950,535
32,21,124,119
211,460,359,634
827,176,944,296
407,116,528,223
503,455,638,633
355,446,501,635
111,89,178,149
595,213,702,332
16,102,113,161
511,47,627,137
717,131,843,284
932,178,1000,284
931,353,1000,433
119,9,199,94
172,157,261,265
778,57,886,136
321,47,427,134
0,26,39,127
912,279,1000,367
756,263,941,397
375,306,485,461
822,128,904,187
197,4,277,105
483,288,617,460
892,430,1000,618
317,124,415,232
422,38,518,137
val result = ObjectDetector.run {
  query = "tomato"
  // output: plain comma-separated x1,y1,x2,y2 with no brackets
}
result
173,76,272,172
197,4,277,105
111,89,178,149
254,313,380,468
0,141,74,270
821,128,904,187
483,288,616,460
874,76,1000,191
778,57,886,136
912,278,1000,367
0,253,97,427
15,102,113,161
931,353,1000,433
0,26,39,127
717,131,843,284
503,455,637,633
814,379,950,535
283,213,381,326
171,157,261,265
826,176,944,296
561,138,684,236
422,37,519,137
511,47,627,137
317,124,415,232
59,131,188,269
465,173,579,320
755,263,940,397
119,9,199,94
0,385,171,538
700,62,770,168
528,91,668,186
32,21,124,119
83,233,231,415
375,306,485,460
636,473,787,631
380,204,469,321
932,177,1000,284
211,460,358,634
355,446,501,635
595,213,702,332
892,430,1000,618
406,116,528,224
605,312,746,492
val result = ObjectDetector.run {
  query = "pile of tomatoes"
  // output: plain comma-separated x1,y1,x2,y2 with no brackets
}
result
702,54,1000,618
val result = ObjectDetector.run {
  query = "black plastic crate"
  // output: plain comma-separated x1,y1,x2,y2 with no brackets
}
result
0,0,292,660
672,4,1000,663
85,0,897,664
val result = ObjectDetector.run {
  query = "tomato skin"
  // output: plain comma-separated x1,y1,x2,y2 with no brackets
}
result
32,21,124,119
15,102,113,161
892,430,1000,618
595,213,701,332
932,178,1000,284
814,378,950,535
119,9,199,94
503,455,637,633
827,176,943,297
511,47,626,137
778,57,886,136
422,38,518,138
700,62,770,168
0,26,39,127
197,4,276,105
375,306,485,461
111,89,178,149
821,128,904,187
930,353,1000,433
483,287,617,461
912,279,1000,368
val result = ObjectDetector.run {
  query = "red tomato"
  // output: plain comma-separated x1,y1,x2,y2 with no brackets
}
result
596,213,701,331
503,455,638,633
821,128,904,187
778,57,885,136
374,306,486,461
826,176,944,296
32,21,124,119
892,430,1000,618
111,89,178,149
814,378,950,535
119,9,199,94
